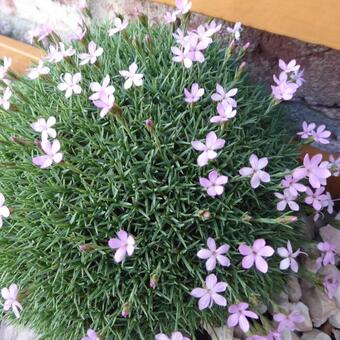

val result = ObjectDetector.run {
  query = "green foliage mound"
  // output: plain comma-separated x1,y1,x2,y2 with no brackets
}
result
0,17,300,340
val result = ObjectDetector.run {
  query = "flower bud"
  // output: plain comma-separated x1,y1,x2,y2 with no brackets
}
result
197,210,211,221
277,215,298,224
145,118,155,133
79,243,93,252
149,275,159,289
121,303,130,318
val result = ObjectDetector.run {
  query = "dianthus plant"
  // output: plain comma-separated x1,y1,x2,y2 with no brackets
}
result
0,4,312,340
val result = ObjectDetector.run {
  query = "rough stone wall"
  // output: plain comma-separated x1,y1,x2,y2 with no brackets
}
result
0,0,339,151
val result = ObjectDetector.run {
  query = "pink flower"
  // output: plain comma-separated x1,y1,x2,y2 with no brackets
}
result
279,59,300,73
239,154,270,189
291,69,305,87
108,17,129,36
227,303,258,333
58,73,82,98
1,284,22,318
304,186,328,211
171,46,193,68
277,240,302,273
271,72,298,101
31,116,56,140
274,190,299,211
119,63,144,90
164,11,177,24
195,25,213,47
190,274,228,310
191,131,225,167
0,56,11,80
81,329,100,340
322,191,334,214
45,43,75,63
108,230,135,263
78,41,103,65
323,271,340,299
155,331,190,340
197,237,230,271
316,242,336,269
175,0,192,14
33,139,63,169
297,121,316,139
293,153,331,189
184,83,204,103
37,24,54,41
0,193,10,228
211,85,238,107
273,311,304,332
199,170,228,197
187,35,206,63
89,75,115,101
93,95,115,118
227,22,242,41
204,21,222,35
281,174,306,196
329,154,340,176
311,125,331,144
0,87,12,110
239,239,274,273
28,60,50,80
210,101,237,124
69,25,86,41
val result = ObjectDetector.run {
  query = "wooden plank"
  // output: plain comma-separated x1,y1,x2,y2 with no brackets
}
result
0,35,44,74
153,0,340,51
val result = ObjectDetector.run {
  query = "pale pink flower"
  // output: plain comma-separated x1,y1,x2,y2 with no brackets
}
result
0,193,10,228
78,41,103,65
171,46,193,68
0,56,11,80
69,25,86,41
108,230,135,263
291,69,305,87
297,121,316,139
273,312,304,332
81,329,100,340
328,154,340,176
1,284,22,318
323,271,340,299
281,174,306,196
186,35,206,63
195,25,213,47
37,24,53,41
239,154,270,189
191,131,225,167
271,72,298,101
279,59,300,74
89,75,115,101
93,94,115,118
211,85,238,107
277,240,302,273
304,186,328,211
58,42,76,58
199,170,228,197
108,17,129,36
210,101,237,123
155,331,190,340
204,21,222,35
239,239,274,273
197,237,230,271
119,62,144,90
164,11,177,24
57,73,82,98
227,303,258,333
274,190,299,211
31,116,56,140
0,87,12,110
184,83,204,103
45,44,64,63
175,0,192,14
316,242,336,269
227,22,242,41
173,29,188,46
190,274,228,310
33,139,63,169
322,191,334,214
28,60,50,80
293,153,331,189
311,125,331,144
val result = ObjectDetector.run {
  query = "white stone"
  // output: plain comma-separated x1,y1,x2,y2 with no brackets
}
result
301,330,331,340
0,322,36,340
203,324,233,340
333,329,340,340
329,309,340,328
319,225,340,253
289,302,313,332
335,287,340,309
281,330,300,340
287,276,302,302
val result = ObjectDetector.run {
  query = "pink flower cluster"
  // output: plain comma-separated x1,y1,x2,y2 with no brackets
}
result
297,121,331,144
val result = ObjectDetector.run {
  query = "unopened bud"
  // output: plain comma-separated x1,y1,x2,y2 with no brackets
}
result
10,136,29,146
243,42,251,50
239,61,247,70
121,303,130,318
79,243,93,252
241,213,252,222
149,275,159,289
198,210,211,220
145,118,155,132
277,215,298,224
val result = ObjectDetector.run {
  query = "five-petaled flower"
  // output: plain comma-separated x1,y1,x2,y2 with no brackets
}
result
184,83,204,103
239,154,270,189
311,124,331,144
271,72,298,101
211,85,237,107
199,170,229,197
175,0,192,14
304,186,328,211
190,273,228,310
0,193,10,228
108,17,129,36
274,190,299,211
28,60,50,80
108,230,135,263
58,73,82,98
1,284,22,318
89,75,115,102
31,116,57,141
191,131,225,167
78,41,103,65
81,329,100,340
227,303,258,333
155,331,190,340
293,153,331,189
239,239,274,273
227,22,242,41
0,87,12,110
210,101,237,123
273,312,304,333
316,242,337,269
164,11,177,24
32,139,63,169
93,94,115,118
119,63,144,90
171,46,192,68
279,59,300,74
277,240,302,273
297,121,316,139
197,237,230,271
281,174,306,196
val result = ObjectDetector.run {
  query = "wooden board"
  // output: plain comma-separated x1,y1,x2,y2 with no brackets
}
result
154,0,340,51
0,35,43,74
